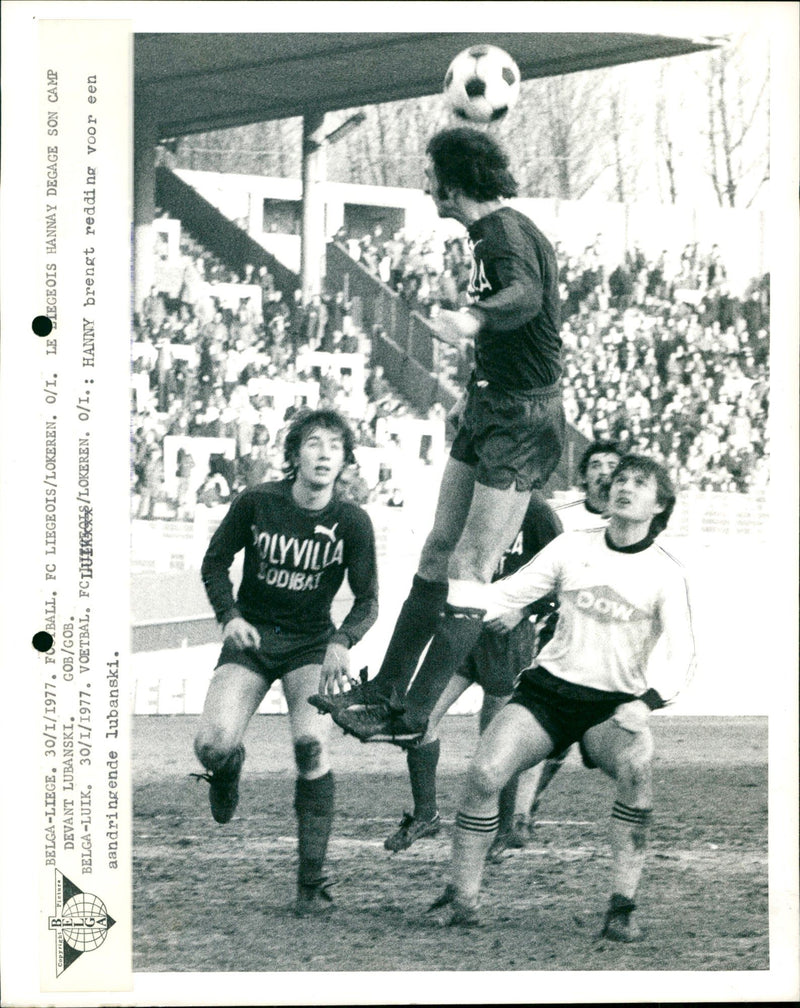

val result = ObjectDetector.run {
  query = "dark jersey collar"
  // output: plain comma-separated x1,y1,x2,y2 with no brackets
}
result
604,528,655,554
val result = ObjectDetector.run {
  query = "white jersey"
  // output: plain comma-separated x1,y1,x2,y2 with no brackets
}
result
554,496,607,533
484,528,695,704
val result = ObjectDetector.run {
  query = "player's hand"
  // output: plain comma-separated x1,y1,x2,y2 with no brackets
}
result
612,699,650,734
484,608,526,635
430,308,480,351
318,641,351,697
223,617,261,650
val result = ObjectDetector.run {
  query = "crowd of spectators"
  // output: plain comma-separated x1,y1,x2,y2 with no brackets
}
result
560,263,770,494
132,225,422,520
133,214,770,520
344,225,770,495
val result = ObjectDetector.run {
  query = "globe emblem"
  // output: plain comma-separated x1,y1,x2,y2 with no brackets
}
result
60,893,109,952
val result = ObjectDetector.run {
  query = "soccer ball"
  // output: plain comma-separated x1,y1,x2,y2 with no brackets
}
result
443,44,521,124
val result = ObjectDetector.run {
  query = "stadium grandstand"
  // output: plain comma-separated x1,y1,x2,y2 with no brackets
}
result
130,31,770,722
133,180,769,523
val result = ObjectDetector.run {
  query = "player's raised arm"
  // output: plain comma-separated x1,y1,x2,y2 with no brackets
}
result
483,535,562,622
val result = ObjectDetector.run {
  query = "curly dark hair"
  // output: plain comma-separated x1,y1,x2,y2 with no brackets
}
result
426,127,518,202
282,408,357,483
609,454,676,538
577,440,621,485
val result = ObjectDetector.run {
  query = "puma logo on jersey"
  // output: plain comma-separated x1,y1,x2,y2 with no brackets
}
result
566,586,646,623
314,522,339,542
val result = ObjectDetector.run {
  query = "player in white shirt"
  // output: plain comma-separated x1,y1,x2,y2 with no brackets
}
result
553,442,620,533
494,441,621,858
430,454,695,941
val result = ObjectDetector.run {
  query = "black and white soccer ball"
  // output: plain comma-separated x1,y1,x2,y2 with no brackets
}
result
443,44,521,124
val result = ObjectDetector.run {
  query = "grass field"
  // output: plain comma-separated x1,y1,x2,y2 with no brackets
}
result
133,712,768,976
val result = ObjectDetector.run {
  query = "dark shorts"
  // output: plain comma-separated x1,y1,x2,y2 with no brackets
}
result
509,666,634,758
450,376,565,492
216,623,332,687
459,619,538,696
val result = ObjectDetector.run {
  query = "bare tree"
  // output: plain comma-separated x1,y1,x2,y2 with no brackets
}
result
703,36,770,208
170,39,769,216
605,77,644,205
176,119,302,177
655,66,679,204
512,72,612,200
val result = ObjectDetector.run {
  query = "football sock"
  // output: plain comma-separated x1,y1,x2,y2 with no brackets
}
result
452,809,499,904
610,801,652,899
407,739,440,822
402,603,486,724
371,576,447,698
294,771,335,887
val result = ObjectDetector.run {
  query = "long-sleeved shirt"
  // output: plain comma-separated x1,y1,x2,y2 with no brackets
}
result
493,490,564,581
201,480,378,647
554,495,608,533
467,206,562,390
484,527,695,706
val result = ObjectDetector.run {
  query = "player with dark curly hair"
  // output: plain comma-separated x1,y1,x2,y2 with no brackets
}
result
312,126,565,747
193,408,378,915
426,126,519,202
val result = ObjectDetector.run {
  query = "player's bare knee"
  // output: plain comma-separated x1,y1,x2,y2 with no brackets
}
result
195,738,234,773
617,747,652,795
467,758,503,802
294,735,323,775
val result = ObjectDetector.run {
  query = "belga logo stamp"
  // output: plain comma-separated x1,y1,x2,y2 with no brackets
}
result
48,869,115,976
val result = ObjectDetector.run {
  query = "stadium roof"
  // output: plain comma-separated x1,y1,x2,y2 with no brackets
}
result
135,32,719,138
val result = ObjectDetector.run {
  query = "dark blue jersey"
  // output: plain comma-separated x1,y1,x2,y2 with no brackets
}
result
493,489,563,581
465,490,563,683
201,479,378,644
467,206,562,390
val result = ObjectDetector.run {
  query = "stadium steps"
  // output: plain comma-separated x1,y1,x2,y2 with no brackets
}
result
155,165,299,295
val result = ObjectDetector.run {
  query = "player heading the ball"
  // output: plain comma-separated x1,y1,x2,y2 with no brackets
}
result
311,126,565,748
